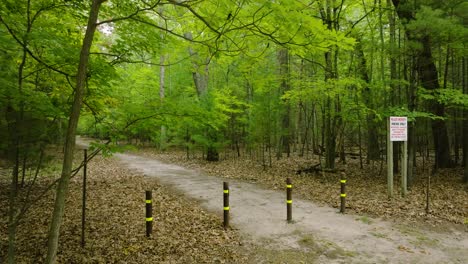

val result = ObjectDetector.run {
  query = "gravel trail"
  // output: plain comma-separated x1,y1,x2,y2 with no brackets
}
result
115,152,467,264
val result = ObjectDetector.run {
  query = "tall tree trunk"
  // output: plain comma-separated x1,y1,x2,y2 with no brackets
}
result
159,54,167,149
356,39,380,161
320,0,342,169
422,37,452,169
6,104,19,264
45,1,103,262
407,56,418,187
325,95,336,169
464,112,468,183
278,48,290,157
184,32,218,161
7,1,33,256
392,0,452,169
463,57,468,183
324,48,338,169
387,0,400,172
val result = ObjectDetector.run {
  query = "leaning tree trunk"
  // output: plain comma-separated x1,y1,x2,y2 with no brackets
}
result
392,0,452,169
45,1,103,263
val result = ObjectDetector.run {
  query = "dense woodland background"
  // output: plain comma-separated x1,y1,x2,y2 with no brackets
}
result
1,0,467,263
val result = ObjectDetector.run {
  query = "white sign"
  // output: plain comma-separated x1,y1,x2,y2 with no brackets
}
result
390,116,407,141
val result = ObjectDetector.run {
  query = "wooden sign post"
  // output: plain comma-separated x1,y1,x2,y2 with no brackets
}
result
388,117,408,198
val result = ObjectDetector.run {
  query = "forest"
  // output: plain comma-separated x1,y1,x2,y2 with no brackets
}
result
1,0,467,263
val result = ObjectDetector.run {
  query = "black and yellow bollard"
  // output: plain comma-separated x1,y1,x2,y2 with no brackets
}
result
223,182,229,229
340,173,346,214
145,190,153,237
286,178,292,222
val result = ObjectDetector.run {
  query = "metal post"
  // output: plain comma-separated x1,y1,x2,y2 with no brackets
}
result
146,191,153,237
81,149,87,247
223,182,229,229
401,140,408,197
286,178,292,222
340,173,346,213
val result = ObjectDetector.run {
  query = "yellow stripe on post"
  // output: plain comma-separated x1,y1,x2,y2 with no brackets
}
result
340,173,347,214
286,177,293,222
223,182,230,229
145,190,153,237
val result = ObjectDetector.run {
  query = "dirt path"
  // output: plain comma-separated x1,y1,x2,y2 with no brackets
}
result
112,152,467,264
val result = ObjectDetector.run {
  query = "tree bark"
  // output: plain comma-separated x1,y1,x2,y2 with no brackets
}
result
45,1,103,263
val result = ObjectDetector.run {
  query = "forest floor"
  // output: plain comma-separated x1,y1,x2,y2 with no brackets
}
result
115,147,467,264
1,140,467,263
0,152,250,263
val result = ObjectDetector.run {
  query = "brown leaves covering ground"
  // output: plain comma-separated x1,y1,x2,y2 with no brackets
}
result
0,152,248,263
138,149,468,228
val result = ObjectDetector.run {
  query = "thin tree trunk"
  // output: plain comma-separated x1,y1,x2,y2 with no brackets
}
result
6,1,33,256
20,151,27,187
406,53,418,187
388,0,399,173
278,48,290,157
463,57,468,183
45,1,103,262
159,54,166,149
7,163,19,264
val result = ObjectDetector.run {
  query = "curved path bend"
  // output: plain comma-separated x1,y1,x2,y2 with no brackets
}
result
113,152,467,264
